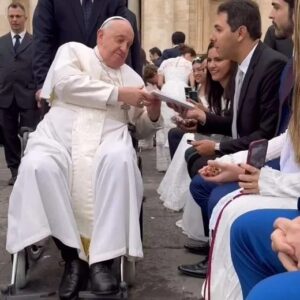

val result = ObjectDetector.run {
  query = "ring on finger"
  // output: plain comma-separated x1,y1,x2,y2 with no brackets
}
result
138,99,144,107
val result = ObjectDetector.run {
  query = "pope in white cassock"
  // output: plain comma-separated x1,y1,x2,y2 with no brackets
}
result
6,16,163,299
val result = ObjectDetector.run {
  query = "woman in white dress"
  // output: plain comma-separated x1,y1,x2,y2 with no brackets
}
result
155,45,196,172
158,45,236,240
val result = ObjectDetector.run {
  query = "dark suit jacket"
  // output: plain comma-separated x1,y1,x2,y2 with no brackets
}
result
197,41,287,154
0,32,36,109
124,8,142,76
156,45,181,66
32,0,141,89
264,25,293,58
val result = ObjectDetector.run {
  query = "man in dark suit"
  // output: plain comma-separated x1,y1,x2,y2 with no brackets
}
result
177,0,288,278
156,31,185,66
0,2,39,185
264,24,293,58
32,0,142,106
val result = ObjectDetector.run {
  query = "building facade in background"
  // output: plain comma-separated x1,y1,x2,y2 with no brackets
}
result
0,0,272,58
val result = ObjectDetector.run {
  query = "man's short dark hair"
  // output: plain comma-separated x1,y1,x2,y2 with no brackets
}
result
218,0,261,40
284,0,295,18
284,0,295,10
171,31,185,45
149,47,162,57
8,2,26,12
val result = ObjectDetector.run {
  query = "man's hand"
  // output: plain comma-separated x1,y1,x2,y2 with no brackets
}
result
199,160,245,183
35,89,42,108
176,118,198,132
238,164,260,194
118,86,153,107
184,107,206,124
118,86,161,121
272,216,300,271
191,139,216,156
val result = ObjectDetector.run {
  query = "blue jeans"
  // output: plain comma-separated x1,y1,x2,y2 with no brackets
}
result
231,209,300,299
189,175,239,236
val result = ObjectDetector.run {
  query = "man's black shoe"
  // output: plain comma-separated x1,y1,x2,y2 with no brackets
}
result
59,258,89,300
178,256,209,278
184,238,209,255
90,260,119,295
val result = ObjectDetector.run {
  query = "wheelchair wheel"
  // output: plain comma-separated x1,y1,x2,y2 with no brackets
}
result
15,250,28,289
123,257,136,287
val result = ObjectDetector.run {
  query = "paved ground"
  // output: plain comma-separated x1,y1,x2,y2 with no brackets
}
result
0,146,204,299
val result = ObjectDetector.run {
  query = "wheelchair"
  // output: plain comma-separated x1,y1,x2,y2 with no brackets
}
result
2,124,144,300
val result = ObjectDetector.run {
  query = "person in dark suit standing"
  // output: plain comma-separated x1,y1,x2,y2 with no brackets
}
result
156,31,186,66
32,0,142,107
264,24,293,58
0,2,39,185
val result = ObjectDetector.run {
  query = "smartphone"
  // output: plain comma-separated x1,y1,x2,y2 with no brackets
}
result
246,139,268,169
184,87,192,99
189,91,199,102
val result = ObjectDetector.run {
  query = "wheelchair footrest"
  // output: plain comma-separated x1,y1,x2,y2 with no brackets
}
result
1,285,57,299
79,281,128,299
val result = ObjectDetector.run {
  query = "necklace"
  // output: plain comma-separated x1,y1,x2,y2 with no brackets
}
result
93,49,130,113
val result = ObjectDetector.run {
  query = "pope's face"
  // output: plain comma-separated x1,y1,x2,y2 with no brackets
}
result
98,21,134,69
210,12,239,61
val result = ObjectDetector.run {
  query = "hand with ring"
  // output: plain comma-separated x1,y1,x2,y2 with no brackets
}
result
138,99,145,108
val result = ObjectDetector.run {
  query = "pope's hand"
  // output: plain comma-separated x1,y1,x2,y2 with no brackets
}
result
118,86,154,107
118,86,161,121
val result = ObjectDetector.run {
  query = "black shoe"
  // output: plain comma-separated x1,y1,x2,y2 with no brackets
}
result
178,256,209,278
59,259,89,300
184,238,209,255
90,260,119,295
8,176,17,186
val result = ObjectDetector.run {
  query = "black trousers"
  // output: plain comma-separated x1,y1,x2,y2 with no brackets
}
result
168,127,185,159
1,99,39,173
185,146,218,178
53,238,79,262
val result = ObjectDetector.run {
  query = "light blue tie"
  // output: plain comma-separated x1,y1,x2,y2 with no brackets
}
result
231,68,244,138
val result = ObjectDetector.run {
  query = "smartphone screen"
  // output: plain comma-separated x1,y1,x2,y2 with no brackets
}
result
246,139,268,169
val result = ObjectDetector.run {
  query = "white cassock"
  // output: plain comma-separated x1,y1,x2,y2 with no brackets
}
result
203,131,300,300
6,42,163,264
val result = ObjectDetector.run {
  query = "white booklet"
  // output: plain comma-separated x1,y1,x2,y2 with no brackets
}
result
151,90,195,109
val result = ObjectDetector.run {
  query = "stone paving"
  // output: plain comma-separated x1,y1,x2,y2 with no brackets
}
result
0,147,204,299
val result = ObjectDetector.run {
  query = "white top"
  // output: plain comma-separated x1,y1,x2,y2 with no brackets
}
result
158,56,192,84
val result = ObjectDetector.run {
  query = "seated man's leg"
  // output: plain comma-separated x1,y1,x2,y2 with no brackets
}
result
190,175,218,236
89,138,143,293
207,182,240,219
246,272,300,300
168,127,185,159
7,148,89,299
178,176,218,278
231,209,300,299
186,152,217,178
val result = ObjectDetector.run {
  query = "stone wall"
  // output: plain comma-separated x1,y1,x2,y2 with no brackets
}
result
0,0,273,60
142,0,272,58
